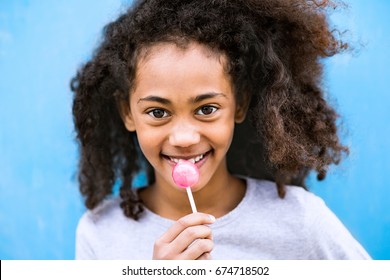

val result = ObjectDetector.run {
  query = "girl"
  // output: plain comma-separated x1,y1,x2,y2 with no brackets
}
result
72,0,370,259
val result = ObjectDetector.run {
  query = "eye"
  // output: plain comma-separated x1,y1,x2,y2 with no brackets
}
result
196,105,218,116
147,108,169,119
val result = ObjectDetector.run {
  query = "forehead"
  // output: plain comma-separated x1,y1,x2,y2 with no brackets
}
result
132,42,232,95
136,41,227,71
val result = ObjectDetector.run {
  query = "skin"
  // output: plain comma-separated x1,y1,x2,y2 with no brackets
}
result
120,42,249,260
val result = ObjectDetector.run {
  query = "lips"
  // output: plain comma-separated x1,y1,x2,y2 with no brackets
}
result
170,154,204,164
163,151,211,165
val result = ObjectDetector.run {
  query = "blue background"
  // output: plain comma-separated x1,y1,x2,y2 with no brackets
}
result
0,0,389,259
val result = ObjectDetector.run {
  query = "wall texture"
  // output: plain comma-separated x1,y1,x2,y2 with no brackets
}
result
0,0,389,259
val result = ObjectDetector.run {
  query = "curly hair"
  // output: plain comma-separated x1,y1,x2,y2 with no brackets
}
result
71,0,349,219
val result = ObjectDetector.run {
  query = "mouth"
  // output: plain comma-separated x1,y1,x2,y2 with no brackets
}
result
162,150,212,165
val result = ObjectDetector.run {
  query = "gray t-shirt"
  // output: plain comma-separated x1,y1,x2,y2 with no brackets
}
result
75,178,370,259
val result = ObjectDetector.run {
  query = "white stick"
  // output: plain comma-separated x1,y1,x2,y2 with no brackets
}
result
186,187,197,213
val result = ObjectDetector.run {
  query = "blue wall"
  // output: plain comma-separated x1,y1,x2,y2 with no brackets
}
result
0,0,389,259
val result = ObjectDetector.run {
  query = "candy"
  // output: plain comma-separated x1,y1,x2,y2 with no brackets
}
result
172,160,199,213
172,160,199,188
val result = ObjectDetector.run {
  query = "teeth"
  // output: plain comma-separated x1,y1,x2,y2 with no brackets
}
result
194,154,204,162
170,153,205,164
170,157,180,163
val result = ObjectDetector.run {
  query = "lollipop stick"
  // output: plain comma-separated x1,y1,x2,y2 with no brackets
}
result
186,187,197,213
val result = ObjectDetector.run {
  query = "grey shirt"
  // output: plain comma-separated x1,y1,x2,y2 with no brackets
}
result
76,178,370,259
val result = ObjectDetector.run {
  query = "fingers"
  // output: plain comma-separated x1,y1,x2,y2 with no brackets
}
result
174,225,213,259
159,212,215,243
196,252,213,260
179,238,214,260
153,212,215,260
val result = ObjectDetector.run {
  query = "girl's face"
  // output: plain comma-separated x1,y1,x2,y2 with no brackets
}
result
121,42,247,192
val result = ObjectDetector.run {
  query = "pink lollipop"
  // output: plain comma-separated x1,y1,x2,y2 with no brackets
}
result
172,160,199,213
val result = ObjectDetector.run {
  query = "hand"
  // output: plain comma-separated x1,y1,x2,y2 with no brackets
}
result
153,212,215,260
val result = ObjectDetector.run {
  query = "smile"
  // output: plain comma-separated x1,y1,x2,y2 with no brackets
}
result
164,151,211,165
170,154,204,164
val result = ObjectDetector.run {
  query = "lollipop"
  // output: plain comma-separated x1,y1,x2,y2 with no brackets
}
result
172,160,199,213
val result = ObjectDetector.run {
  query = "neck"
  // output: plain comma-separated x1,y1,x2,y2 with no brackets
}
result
192,172,245,217
139,168,246,220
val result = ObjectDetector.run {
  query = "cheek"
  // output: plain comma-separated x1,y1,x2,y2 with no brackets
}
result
222,113,236,146
135,126,164,157
209,120,235,150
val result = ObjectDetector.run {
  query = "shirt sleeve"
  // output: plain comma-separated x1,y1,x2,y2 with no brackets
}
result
75,212,97,260
304,193,371,259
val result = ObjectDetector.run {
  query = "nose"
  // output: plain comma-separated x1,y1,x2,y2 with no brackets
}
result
169,119,200,148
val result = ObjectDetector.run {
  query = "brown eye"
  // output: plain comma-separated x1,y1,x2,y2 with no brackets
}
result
196,106,217,116
148,109,168,118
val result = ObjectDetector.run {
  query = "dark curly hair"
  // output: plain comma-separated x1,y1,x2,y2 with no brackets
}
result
71,0,349,219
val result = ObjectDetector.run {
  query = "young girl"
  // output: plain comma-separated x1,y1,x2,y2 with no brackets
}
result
72,0,370,259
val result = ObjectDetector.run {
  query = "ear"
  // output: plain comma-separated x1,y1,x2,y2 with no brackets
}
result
235,94,250,124
118,99,136,132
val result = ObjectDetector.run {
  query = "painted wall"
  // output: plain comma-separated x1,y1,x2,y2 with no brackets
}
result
0,0,389,259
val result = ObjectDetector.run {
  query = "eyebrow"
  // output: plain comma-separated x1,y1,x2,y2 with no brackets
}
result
192,92,227,103
138,96,171,104
137,92,227,104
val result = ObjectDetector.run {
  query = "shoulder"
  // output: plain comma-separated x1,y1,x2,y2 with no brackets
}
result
245,178,370,259
246,177,344,232
76,198,124,259
77,196,124,228
89,196,124,221
246,178,322,213
75,196,129,259
241,178,325,237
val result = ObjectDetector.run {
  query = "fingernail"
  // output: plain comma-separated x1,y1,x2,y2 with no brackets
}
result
208,215,216,222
